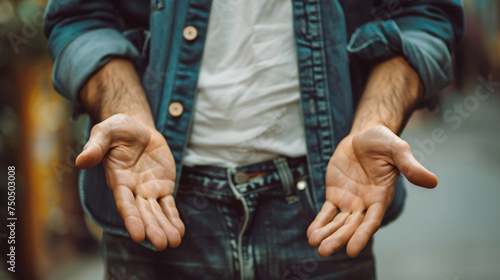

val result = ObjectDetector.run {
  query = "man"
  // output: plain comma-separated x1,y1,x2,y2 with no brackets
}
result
44,0,463,279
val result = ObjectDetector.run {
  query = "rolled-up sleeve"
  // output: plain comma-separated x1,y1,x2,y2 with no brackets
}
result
44,0,140,112
347,0,464,107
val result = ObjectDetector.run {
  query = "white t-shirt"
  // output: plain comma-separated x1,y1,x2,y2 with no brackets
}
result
183,0,307,167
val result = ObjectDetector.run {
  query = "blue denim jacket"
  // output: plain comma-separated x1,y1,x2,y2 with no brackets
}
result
44,0,464,243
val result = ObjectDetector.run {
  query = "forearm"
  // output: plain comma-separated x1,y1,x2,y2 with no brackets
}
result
350,56,424,135
80,58,155,128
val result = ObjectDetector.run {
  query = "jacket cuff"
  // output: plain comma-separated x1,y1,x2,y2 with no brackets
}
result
347,20,403,62
51,28,141,118
347,21,452,108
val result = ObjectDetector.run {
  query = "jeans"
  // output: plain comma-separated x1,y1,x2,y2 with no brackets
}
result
101,156,375,280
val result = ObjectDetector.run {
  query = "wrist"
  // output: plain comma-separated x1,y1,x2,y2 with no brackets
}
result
349,121,389,136
351,57,423,135
79,58,155,128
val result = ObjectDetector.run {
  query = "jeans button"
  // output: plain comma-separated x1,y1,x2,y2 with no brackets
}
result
234,171,249,184
297,180,307,191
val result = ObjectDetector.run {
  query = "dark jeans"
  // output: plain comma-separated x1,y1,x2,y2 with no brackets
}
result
101,156,375,280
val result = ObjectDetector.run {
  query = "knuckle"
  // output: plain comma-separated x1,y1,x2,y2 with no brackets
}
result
393,138,411,154
90,123,104,135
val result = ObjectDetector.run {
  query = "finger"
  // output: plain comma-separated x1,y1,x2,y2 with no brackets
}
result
136,196,167,251
317,212,364,258
159,196,185,237
307,201,337,239
308,212,349,247
392,139,438,188
346,203,385,258
150,198,182,248
76,123,112,169
113,185,145,243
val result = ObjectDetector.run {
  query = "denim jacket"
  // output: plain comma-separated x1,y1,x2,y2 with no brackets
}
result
44,0,464,245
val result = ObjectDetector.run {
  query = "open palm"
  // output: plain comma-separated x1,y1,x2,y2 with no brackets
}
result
307,126,437,258
76,114,184,250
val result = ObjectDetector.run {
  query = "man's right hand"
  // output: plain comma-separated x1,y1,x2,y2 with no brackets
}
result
76,114,184,250
75,58,183,250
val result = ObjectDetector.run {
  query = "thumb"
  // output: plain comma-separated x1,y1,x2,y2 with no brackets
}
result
392,139,438,189
76,124,112,169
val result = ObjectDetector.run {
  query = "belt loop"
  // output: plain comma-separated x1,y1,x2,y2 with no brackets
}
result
226,167,238,194
273,158,298,204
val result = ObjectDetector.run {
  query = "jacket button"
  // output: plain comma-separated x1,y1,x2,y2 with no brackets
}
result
183,26,198,41
169,102,183,117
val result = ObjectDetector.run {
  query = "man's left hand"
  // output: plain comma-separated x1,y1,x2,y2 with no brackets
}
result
307,126,438,258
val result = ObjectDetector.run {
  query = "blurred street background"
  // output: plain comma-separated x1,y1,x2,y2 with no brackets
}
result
0,0,499,279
